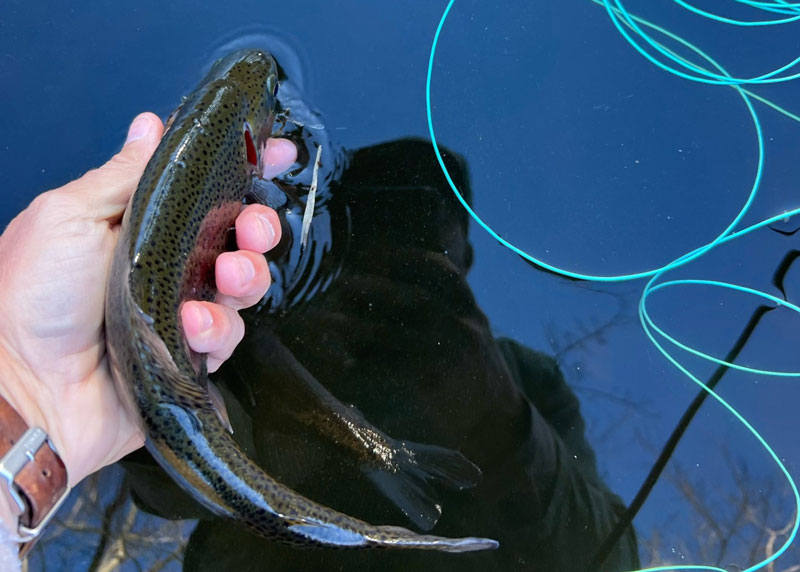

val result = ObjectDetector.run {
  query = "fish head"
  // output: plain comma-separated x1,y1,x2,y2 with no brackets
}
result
206,49,280,173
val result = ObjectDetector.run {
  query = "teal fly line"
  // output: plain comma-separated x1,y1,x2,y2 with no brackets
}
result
425,1,800,571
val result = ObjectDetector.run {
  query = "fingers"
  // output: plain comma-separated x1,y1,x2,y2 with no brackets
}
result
183,203,281,370
214,250,271,310
181,133,293,370
218,204,281,309
181,302,244,372
262,137,298,179
60,113,164,222
234,203,281,253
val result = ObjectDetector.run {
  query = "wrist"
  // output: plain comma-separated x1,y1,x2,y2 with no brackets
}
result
0,347,72,554
0,341,76,484
0,342,64,472
0,334,144,489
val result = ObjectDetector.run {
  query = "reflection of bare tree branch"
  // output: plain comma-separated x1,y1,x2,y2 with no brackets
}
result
572,383,658,418
27,464,195,572
592,406,637,448
764,513,799,572
93,498,137,572
147,539,188,572
546,285,635,366
87,477,130,571
671,465,726,562
639,449,799,570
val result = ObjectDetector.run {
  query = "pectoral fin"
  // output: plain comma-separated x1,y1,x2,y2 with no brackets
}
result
249,177,289,211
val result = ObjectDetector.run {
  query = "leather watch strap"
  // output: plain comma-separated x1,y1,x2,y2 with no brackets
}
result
0,393,68,556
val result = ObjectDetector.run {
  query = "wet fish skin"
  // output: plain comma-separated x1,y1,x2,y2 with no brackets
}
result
105,49,498,552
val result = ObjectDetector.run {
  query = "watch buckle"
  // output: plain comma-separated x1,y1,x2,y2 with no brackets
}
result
0,427,71,544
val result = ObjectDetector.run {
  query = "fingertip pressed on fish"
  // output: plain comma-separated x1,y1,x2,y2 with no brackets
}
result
105,49,498,552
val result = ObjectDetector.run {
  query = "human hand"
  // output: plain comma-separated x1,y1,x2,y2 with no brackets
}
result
0,112,297,504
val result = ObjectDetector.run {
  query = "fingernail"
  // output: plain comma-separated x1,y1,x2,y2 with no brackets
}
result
191,304,214,332
237,256,256,285
125,114,151,144
257,214,276,249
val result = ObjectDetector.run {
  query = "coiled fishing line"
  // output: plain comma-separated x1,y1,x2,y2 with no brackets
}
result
426,1,800,571
605,0,800,84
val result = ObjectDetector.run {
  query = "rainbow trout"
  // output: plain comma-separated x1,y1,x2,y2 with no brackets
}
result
105,49,498,552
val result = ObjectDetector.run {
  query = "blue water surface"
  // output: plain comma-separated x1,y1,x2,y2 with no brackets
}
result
2,1,800,570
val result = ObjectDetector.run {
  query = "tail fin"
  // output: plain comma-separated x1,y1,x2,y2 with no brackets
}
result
287,520,498,553
365,525,499,553
365,440,482,531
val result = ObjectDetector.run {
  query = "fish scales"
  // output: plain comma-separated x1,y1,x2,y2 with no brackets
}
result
106,49,498,552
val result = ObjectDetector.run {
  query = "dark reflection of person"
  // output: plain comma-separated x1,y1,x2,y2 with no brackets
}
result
123,133,640,572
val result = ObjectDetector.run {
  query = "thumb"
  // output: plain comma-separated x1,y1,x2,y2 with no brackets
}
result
62,112,164,221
